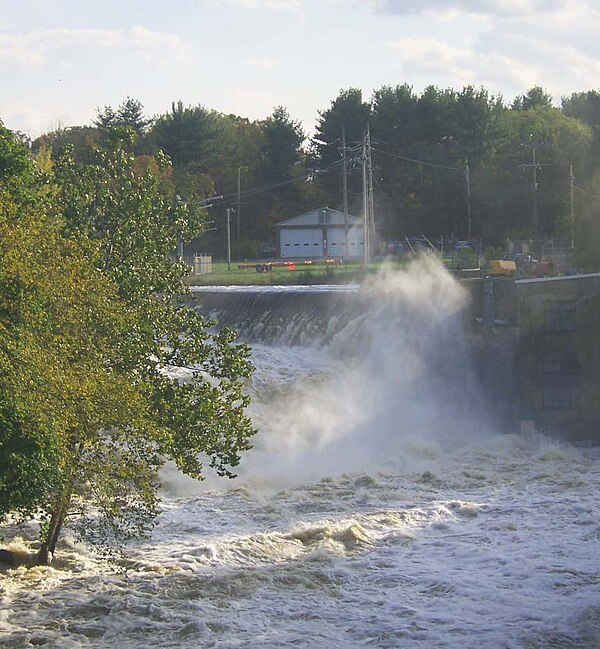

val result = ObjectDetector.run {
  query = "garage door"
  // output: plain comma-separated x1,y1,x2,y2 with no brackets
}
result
280,228,323,258
326,227,363,258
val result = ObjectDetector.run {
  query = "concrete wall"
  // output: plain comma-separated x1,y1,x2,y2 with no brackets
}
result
465,274,600,441
515,274,600,441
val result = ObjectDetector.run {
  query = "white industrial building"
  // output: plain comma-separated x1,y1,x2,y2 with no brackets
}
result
278,207,363,259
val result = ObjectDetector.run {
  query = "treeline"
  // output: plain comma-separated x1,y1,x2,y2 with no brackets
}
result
32,85,600,267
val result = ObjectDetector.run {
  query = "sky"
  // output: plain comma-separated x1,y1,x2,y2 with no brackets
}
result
1,0,599,138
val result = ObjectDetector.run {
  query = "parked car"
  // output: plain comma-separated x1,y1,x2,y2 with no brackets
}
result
408,236,435,252
503,253,537,268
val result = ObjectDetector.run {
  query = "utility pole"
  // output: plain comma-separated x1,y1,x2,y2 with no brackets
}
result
531,144,539,241
360,125,374,266
342,127,349,259
465,161,472,242
522,140,541,252
367,124,374,259
569,164,575,249
362,130,369,267
175,194,184,259
236,166,241,243
226,207,232,271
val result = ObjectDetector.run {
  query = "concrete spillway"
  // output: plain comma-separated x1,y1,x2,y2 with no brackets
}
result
188,284,366,345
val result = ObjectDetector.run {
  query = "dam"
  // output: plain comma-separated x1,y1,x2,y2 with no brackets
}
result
188,266,600,443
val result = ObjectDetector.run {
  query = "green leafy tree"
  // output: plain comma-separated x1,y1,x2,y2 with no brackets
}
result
475,104,592,242
368,85,503,240
150,101,222,169
0,125,255,565
0,124,59,519
32,126,101,164
574,170,600,271
0,125,33,182
562,90,600,174
369,84,422,238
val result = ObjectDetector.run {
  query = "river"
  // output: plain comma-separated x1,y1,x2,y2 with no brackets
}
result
1,260,599,648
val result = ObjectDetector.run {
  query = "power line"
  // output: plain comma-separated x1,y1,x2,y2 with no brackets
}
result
574,184,600,200
371,145,462,172
373,136,600,170
219,159,344,205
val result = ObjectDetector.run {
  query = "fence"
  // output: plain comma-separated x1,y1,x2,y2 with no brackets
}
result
191,255,212,275
507,239,576,275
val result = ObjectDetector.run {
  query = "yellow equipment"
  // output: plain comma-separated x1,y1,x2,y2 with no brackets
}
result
489,259,517,276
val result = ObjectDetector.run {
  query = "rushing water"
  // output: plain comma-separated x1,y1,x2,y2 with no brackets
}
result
1,260,599,648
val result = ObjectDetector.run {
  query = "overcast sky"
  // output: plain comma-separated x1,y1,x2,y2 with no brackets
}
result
1,0,598,137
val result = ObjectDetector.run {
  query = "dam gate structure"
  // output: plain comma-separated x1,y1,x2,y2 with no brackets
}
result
513,274,600,441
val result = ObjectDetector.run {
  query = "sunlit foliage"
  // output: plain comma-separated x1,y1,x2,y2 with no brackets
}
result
0,122,255,564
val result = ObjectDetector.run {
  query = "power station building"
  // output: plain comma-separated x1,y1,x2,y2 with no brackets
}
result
277,207,363,259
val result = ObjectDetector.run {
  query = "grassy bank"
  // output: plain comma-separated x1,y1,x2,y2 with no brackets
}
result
185,259,407,286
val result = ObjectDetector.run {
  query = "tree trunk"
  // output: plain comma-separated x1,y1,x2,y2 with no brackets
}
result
37,495,70,566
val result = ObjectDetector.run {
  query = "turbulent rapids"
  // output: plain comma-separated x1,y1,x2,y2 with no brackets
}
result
1,260,599,648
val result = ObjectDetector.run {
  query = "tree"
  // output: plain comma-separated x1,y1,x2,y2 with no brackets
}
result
367,85,504,240
0,125,255,564
311,88,372,214
0,124,146,548
247,107,307,238
474,104,592,242
32,126,101,164
562,90,600,174
95,97,151,137
574,170,600,271
512,86,553,111
261,107,304,183
150,101,222,169
370,83,418,145
562,90,600,138
0,123,61,520
0,127,31,181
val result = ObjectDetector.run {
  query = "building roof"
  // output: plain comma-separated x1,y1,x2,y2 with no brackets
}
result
277,207,362,228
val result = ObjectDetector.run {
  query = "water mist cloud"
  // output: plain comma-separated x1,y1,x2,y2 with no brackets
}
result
236,257,490,489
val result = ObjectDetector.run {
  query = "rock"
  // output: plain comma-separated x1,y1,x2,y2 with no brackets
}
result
0,549,16,566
